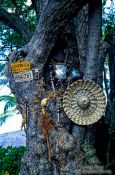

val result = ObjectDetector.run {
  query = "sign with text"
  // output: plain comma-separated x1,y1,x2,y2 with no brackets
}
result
14,71,33,82
11,61,30,73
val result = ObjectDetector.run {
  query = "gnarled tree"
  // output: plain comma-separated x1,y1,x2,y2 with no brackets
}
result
0,0,105,174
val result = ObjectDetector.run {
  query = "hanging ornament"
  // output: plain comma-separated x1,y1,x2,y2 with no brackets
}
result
38,112,53,161
21,112,27,130
63,79,107,125
39,77,45,91
21,102,27,130
41,97,49,115
50,71,56,93
53,63,67,81
39,96,54,161
57,97,61,123
71,69,80,79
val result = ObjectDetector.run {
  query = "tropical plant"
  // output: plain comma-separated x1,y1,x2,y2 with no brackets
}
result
0,95,17,125
0,146,26,175
0,62,17,125
0,63,8,86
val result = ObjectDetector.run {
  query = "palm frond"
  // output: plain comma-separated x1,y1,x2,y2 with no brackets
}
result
0,79,8,85
0,95,17,125
0,109,17,126
0,95,16,103
0,64,5,72
4,101,16,113
0,64,5,76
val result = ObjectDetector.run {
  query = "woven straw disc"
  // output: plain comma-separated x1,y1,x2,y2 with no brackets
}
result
63,80,106,125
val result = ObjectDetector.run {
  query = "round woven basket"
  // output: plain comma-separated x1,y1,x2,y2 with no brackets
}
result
63,80,106,125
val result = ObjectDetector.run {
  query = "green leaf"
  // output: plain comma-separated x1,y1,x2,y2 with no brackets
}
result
0,79,8,86
0,109,17,126
0,96,16,104
0,64,5,72
0,64,5,76
0,146,26,175
4,101,16,113
0,95,17,125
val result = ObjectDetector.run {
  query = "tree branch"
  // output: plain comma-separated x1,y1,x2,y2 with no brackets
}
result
11,0,21,15
0,6,31,43
25,0,87,71
75,5,88,73
31,0,39,20
84,0,102,81
31,0,47,19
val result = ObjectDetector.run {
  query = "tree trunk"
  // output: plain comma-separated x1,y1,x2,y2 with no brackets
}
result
107,35,115,102
106,34,115,171
74,5,88,73
5,0,104,174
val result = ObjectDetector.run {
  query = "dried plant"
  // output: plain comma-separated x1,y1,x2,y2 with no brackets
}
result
38,112,53,161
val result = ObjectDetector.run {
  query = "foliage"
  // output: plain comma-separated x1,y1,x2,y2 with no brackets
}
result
0,63,8,86
0,56,17,125
0,95,17,126
102,0,115,37
0,61,17,125
0,0,36,48
0,26,23,48
82,140,99,165
0,146,26,175
0,108,17,126
0,64,5,75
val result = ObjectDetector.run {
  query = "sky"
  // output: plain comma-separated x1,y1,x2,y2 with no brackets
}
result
0,0,114,134
105,0,115,10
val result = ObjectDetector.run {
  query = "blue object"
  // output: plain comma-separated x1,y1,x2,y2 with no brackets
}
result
71,69,80,78
55,64,67,80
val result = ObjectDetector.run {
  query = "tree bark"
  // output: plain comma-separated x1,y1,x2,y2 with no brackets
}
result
7,22,86,175
97,40,107,87
106,34,115,171
74,5,88,73
24,0,87,67
107,35,115,102
4,0,105,174
84,0,102,81
83,0,102,158
74,0,103,165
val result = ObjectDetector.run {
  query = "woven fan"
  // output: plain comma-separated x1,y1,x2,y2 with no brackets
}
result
63,80,106,125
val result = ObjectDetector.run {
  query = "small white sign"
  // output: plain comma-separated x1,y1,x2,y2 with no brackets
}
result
14,71,33,82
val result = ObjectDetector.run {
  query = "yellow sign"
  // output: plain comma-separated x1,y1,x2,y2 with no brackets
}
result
11,61,31,73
